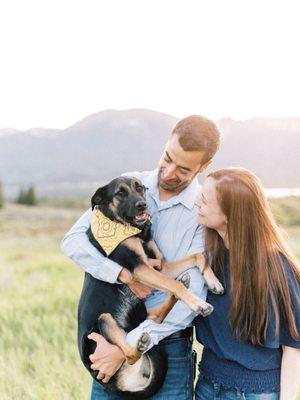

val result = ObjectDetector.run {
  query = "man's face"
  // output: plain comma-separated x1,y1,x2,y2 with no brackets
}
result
158,134,209,193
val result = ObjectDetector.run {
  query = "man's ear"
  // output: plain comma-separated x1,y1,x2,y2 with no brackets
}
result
198,159,212,173
91,185,108,210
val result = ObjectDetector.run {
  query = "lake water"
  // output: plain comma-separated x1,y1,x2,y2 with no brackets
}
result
265,188,300,198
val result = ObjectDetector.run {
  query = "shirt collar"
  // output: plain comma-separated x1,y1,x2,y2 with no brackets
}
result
145,168,201,210
143,168,159,193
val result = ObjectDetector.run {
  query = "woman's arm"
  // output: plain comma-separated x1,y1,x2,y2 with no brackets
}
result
280,345,300,400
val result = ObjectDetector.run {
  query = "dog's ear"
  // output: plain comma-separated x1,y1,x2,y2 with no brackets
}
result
91,185,108,210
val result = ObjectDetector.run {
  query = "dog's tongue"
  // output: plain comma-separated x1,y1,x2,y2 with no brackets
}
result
135,213,147,221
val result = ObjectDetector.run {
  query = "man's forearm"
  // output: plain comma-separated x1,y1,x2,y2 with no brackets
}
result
61,208,123,284
126,267,207,350
280,346,300,400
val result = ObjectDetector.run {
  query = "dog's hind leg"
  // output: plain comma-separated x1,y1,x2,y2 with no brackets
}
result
98,313,150,365
147,273,190,323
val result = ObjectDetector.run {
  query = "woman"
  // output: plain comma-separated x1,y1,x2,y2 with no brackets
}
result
194,168,300,400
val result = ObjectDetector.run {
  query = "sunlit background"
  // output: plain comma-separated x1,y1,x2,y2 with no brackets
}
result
1,0,300,129
0,1,299,399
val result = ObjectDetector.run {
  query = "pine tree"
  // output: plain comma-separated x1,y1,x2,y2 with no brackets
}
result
16,186,38,206
16,188,26,204
26,186,38,206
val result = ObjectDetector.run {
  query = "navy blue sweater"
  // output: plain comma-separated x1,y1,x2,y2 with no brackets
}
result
195,254,300,393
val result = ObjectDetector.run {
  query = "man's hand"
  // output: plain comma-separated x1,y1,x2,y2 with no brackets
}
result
118,268,152,299
127,280,153,300
118,268,133,284
118,259,162,300
88,332,125,383
148,258,162,271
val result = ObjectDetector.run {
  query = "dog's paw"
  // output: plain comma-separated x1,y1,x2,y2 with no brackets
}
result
137,332,151,353
208,283,225,295
203,269,225,295
189,299,214,316
198,303,214,317
180,273,190,289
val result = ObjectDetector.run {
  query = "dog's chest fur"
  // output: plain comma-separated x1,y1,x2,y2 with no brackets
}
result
79,221,153,344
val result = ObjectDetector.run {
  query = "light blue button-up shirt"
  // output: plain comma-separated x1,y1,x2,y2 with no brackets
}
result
61,169,207,349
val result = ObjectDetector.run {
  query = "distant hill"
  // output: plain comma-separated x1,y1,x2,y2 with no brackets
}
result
211,117,300,188
1,109,299,199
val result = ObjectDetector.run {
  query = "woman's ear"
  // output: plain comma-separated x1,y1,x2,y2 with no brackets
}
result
91,185,108,210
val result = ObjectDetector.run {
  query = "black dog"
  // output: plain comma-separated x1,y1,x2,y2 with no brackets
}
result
77,176,224,398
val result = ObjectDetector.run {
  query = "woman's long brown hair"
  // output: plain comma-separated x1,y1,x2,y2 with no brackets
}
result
205,168,300,345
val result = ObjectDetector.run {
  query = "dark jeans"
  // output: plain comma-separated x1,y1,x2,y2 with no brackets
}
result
90,336,194,400
195,376,280,400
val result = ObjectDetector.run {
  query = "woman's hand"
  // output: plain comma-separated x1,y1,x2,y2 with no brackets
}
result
88,332,125,383
280,345,300,400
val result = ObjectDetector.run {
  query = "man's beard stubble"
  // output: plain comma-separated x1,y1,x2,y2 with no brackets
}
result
158,169,185,192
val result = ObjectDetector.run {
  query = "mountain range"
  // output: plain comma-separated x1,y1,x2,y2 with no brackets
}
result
1,109,299,199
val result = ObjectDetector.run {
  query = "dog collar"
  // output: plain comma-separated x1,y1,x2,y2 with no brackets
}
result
91,209,143,256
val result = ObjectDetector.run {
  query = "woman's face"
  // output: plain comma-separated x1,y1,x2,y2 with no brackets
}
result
195,177,227,231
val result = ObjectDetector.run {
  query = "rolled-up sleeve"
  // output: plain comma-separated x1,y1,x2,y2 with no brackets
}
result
126,267,207,350
60,208,122,284
187,224,205,255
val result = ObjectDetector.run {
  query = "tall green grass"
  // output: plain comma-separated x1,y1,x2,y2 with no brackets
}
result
0,248,90,399
1,202,299,399
0,205,91,399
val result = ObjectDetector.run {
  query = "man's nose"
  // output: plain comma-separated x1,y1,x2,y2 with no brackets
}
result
163,165,177,179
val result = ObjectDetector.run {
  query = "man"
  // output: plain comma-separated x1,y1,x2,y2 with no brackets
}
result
61,115,221,399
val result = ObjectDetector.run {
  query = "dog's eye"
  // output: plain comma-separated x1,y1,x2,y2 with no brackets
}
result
116,189,126,197
136,185,144,193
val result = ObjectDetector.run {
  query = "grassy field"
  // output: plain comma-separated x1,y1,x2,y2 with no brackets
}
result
0,202,299,400
0,205,91,399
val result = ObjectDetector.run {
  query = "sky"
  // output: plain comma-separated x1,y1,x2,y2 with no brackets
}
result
0,0,299,130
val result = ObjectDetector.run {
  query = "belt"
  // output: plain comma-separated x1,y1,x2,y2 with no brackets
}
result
161,327,193,342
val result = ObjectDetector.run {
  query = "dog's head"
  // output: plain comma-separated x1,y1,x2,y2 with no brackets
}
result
91,176,148,227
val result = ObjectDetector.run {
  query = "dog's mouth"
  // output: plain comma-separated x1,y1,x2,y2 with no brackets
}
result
126,212,148,225
134,213,147,222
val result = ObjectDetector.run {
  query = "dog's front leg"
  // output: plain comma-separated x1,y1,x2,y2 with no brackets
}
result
147,273,190,323
144,239,164,265
124,238,214,315
133,265,213,316
161,253,224,295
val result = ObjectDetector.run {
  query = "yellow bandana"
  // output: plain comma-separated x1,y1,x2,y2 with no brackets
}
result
91,209,142,255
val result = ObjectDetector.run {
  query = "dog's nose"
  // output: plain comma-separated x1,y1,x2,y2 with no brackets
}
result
136,201,146,211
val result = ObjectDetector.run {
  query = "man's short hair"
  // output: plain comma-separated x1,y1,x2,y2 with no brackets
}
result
172,115,221,164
